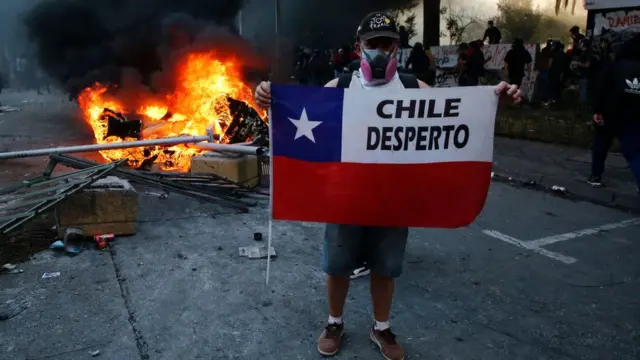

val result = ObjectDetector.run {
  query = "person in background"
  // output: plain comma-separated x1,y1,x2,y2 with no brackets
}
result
425,46,437,86
405,42,430,84
294,47,310,84
331,48,347,78
598,38,615,66
535,39,554,103
547,41,566,105
398,25,410,49
308,49,329,86
483,20,502,44
570,26,585,57
572,38,597,105
588,33,640,191
463,40,485,86
504,38,532,88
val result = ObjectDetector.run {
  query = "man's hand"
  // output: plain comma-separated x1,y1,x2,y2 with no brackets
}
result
593,113,604,126
495,81,523,104
254,81,271,109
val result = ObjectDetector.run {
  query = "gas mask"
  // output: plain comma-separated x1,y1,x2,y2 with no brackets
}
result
360,46,398,84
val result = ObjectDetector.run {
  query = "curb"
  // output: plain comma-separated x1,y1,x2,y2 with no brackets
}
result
491,168,639,214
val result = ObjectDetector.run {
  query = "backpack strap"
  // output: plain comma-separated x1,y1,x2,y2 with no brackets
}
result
336,73,353,88
398,73,420,88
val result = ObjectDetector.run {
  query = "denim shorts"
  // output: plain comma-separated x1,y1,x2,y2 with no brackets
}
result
322,224,409,278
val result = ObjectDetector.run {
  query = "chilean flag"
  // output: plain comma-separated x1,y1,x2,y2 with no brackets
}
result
269,84,498,228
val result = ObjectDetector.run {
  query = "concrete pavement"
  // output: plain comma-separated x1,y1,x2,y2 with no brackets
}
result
1,90,639,360
2,183,639,360
493,137,639,212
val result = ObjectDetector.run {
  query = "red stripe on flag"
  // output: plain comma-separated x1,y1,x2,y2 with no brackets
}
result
272,157,493,228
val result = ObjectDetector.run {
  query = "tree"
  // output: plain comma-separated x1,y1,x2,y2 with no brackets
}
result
423,0,442,46
388,10,419,41
440,0,480,45
555,0,578,15
496,0,542,42
404,13,418,41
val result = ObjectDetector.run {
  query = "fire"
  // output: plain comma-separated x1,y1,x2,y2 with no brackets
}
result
77,52,266,171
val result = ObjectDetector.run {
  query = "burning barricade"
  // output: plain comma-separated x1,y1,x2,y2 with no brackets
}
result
0,52,270,238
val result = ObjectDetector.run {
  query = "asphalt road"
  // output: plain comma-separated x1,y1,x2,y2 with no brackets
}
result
1,91,639,360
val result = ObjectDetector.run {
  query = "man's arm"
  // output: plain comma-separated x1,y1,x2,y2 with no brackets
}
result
418,80,429,88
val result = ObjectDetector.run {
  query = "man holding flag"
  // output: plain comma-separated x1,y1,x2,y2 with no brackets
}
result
255,12,522,360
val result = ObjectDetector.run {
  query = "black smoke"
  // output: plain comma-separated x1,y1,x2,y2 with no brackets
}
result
241,0,421,50
23,0,266,98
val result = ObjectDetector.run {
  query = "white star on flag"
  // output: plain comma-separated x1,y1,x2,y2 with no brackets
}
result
289,108,322,143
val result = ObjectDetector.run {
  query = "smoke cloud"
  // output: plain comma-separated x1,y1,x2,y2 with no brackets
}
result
241,0,421,49
24,0,266,98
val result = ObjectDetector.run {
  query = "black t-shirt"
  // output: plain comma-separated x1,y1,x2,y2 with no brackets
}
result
466,50,485,78
593,58,640,124
484,27,501,44
504,48,532,79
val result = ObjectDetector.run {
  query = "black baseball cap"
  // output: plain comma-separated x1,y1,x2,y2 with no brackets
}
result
356,12,399,41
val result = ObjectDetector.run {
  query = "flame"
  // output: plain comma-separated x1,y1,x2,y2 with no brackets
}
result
77,52,266,171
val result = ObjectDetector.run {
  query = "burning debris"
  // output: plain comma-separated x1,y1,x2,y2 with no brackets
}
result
76,51,269,171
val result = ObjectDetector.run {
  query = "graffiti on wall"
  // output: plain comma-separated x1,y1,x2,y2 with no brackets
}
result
430,44,538,99
593,9,640,36
590,8,640,54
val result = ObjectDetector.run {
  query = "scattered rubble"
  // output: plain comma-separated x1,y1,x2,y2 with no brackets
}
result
41,272,60,279
238,246,276,259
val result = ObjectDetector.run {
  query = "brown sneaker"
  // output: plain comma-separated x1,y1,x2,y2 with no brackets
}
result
317,322,344,356
370,326,405,360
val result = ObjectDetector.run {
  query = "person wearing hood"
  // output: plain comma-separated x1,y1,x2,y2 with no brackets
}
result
504,38,532,88
588,33,640,191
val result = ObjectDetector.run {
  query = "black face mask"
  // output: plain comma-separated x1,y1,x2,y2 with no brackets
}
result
360,47,397,83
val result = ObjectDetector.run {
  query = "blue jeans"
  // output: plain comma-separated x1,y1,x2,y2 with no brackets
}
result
578,78,589,104
537,71,551,102
323,224,408,278
592,122,640,190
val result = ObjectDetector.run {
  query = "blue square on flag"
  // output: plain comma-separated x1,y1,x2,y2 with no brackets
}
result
271,85,344,162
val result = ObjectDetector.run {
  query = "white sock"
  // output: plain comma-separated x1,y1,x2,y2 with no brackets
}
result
328,315,343,324
374,320,390,331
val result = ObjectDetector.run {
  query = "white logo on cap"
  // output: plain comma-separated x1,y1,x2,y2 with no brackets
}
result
369,14,391,29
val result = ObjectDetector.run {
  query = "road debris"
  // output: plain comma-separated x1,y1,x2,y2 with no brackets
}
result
1,263,23,274
0,158,125,235
90,350,101,357
551,185,567,193
41,272,61,279
238,245,276,259
254,232,263,241
51,154,264,212
0,105,21,113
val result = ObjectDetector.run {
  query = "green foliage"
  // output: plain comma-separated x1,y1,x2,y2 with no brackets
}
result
496,0,542,42
555,0,577,15
403,13,418,40
440,3,479,45
388,1,420,42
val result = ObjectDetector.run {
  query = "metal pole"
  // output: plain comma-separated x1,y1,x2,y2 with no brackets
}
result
238,10,243,36
272,0,281,82
0,135,211,160
186,142,267,156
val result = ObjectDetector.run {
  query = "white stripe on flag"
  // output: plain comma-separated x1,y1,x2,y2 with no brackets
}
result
341,86,498,164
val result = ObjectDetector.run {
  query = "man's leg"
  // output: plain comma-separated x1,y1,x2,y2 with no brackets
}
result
589,125,614,187
318,224,364,356
366,226,408,360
